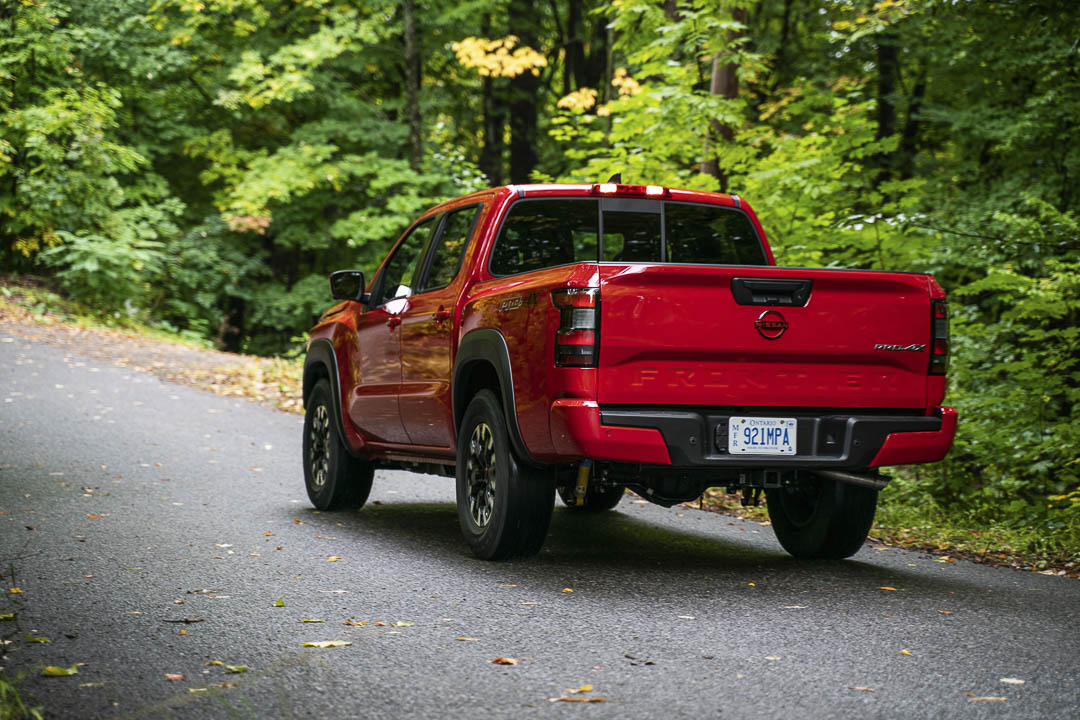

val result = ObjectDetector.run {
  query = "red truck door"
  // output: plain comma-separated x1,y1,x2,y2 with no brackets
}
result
399,204,482,447
350,217,438,445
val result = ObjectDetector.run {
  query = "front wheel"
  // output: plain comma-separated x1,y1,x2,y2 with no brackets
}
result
766,473,877,559
303,379,374,511
456,389,554,560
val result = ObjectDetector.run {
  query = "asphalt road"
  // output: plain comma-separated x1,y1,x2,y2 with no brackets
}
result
2,333,1078,720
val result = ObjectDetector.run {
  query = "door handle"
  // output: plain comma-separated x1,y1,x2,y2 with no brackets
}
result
432,307,451,323
386,316,402,329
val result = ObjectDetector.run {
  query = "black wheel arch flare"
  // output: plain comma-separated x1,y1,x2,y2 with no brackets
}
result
303,338,362,458
452,328,541,467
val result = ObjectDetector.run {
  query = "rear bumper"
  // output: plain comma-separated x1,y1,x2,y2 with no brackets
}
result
548,400,956,470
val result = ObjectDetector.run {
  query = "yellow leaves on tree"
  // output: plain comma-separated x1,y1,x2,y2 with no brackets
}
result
557,88,597,112
611,68,642,97
451,36,547,78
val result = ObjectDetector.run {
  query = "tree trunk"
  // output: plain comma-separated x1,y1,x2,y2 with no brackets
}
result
874,30,899,186
480,74,503,186
567,0,586,91
700,7,746,191
403,0,422,171
508,0,540,183
898,66,927,180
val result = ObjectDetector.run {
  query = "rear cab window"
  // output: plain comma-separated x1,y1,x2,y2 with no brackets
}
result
490,197,767,276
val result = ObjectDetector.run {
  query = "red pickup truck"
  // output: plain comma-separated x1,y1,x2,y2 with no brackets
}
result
302,183,956,561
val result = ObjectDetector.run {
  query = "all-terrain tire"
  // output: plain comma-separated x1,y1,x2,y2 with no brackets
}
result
303,379,374,510
766,473,878,559
456,389,555,560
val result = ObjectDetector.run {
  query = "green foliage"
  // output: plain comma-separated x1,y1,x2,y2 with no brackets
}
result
3,0,1079,552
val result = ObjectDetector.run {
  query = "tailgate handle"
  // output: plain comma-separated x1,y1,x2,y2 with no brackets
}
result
731,277,812,307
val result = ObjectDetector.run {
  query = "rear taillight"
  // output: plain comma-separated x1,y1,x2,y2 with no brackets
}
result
930,299,949,375
553,288,599,367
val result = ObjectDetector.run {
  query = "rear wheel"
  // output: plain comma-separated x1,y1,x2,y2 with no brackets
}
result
558,482,625,512
766,473,877,559
303,379,374,510
456,389,554,560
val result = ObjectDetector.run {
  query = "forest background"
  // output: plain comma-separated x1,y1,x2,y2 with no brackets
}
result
1,0,1078,560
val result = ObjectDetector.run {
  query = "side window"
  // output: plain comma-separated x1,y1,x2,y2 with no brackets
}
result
664,203,766,265
424,205,480,291
490,200,598,276
375,218,437,306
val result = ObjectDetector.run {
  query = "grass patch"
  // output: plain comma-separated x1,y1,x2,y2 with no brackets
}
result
0,277,214,349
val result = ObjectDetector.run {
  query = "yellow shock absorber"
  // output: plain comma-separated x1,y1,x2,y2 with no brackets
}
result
574,460,592,506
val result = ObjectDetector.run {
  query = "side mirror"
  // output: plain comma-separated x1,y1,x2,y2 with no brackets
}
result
329,270,368,303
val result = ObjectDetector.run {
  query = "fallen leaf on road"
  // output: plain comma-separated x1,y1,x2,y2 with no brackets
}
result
188,688,207,693
300,619,324,623
900,649,912,656
521,602,538,606
344,619,367,626
263,532,275,536
42,664,79,677
25,635,50,643
393,621,414,627
249,467,262,472
0,613,14,621
782,605,808,609
549,697,606,703
302,641,352,648
561,588,573,593
969,697,1007,702
848,686,876,693
293,519,304,525
85,514,105,519
566,684,593,693
936,556,955,563
273,598,285,607
1000,678,1025,685
178,629,187,635
9,588,23,594
327,556,341,562
939,610,953,615
164,674,184,682
878,586,898,592
374,621,386,626
206,661,248,673
764,656,780,661
456,637,479,641
491,657,518,665
502,584,518,587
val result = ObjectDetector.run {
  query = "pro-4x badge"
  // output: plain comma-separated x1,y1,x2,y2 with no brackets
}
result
873,343,926,352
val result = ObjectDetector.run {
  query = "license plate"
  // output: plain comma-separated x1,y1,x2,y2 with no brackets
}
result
728,417,797,455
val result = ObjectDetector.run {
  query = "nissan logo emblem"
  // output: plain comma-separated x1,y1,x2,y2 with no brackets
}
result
755,310,788,340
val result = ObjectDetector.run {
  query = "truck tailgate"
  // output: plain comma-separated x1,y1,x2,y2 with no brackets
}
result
597,265,933,409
